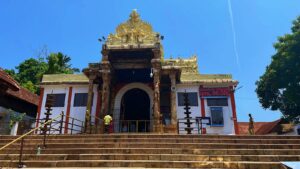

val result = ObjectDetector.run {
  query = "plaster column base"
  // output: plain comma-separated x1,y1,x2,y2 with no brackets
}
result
163,124,178,133
153,124,164,133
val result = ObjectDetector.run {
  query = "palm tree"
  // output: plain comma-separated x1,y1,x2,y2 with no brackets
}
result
46,52,79,74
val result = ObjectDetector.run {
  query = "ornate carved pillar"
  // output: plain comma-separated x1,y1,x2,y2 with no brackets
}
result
169,72,177,126
95,84,102,125
101,70,111,116
151,49,162,133
85,74,96,132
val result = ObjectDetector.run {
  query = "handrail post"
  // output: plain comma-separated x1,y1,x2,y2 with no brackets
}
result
95,119,98,134
81,121,84,134
71,118,74,135
18,137,24,168
89,120,92,134
59,112,64,134
136,121,138,132
177,119,179,134
48,121,52,135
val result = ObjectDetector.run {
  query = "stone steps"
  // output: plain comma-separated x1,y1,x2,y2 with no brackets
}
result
1,138,300,144
1,134,300,139
0,134,299,168
1,142,300,149
1,154,300,162
2,148,300,155
0,160,286,169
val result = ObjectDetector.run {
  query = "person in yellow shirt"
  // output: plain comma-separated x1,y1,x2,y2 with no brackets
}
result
104,114,112,133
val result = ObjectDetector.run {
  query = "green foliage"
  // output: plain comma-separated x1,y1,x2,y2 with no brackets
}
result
22,81,37,93
16,57,48,85
9,110,25,129
256,16,300,123
4,69,17,80
6,52,79,94
46,52,80,74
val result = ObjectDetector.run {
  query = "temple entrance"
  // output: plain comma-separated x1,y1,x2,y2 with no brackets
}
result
119,88,150,132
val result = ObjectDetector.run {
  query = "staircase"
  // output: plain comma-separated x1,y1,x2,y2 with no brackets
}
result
0,134,300,168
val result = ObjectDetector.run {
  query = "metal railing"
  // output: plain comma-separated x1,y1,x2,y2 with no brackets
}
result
177,118,203,134
0,113,63,168
114,120,151,133
36,114,85,135
0,112,102,168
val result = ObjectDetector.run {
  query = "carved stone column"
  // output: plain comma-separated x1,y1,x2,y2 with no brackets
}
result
151,53,162,132
169,72,177,126
101,70,111,115
85,74,96,132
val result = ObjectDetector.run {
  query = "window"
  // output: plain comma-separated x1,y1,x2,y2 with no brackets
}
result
207,98,228,106
45,94,66,107
210,107,224,126
177,92,198,106
73,93,88,107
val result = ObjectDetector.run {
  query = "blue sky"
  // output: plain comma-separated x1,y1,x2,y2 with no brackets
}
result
0,0,299,122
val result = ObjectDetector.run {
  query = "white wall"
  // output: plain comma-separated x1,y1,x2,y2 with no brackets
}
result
176,84,235,135
176,84,201,134
39,84,98,134
68,85,98,133
39,83,235,135
204,97,234,135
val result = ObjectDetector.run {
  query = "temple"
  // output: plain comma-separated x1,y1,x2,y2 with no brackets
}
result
37,10,239,134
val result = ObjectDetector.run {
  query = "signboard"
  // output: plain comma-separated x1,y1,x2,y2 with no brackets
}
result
196,117,211,125
201,119,210,124
199,87,230,97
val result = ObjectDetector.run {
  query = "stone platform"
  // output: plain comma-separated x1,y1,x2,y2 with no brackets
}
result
0,134,299,168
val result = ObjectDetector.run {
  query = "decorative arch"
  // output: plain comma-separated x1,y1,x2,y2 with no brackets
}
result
113,83,153,132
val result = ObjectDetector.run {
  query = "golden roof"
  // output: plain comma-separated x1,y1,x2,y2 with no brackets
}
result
106,10,160,46
163,55,198,74
180,73,237,84
163,55,237,85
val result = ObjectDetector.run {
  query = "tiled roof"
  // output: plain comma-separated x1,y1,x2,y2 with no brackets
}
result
0,68,38,106
238,119,282,135
0,68,20,91
6,88,39,106
41,74,89,85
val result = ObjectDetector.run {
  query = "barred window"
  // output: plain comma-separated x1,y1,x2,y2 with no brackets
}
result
46,94,66,107
73,93,88,107
177,92,198,106
210,107,224,126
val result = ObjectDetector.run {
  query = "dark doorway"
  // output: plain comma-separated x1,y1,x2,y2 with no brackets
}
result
120,88,150,132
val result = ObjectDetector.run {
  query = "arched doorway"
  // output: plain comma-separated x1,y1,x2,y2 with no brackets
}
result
120,88,150,132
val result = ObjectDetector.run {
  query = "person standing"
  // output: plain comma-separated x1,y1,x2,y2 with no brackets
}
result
248,114,254,135
104,114,112,134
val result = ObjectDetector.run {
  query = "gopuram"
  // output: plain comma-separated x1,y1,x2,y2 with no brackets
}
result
37,10,239,134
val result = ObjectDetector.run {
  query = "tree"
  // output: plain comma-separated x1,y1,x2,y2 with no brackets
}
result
4,69,17,79
4,52,79,94
16,58,48,86
256,16,300,123
46,52,79,74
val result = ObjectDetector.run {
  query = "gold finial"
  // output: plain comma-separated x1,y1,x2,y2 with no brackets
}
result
129,9,140,22
106,10,159,46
